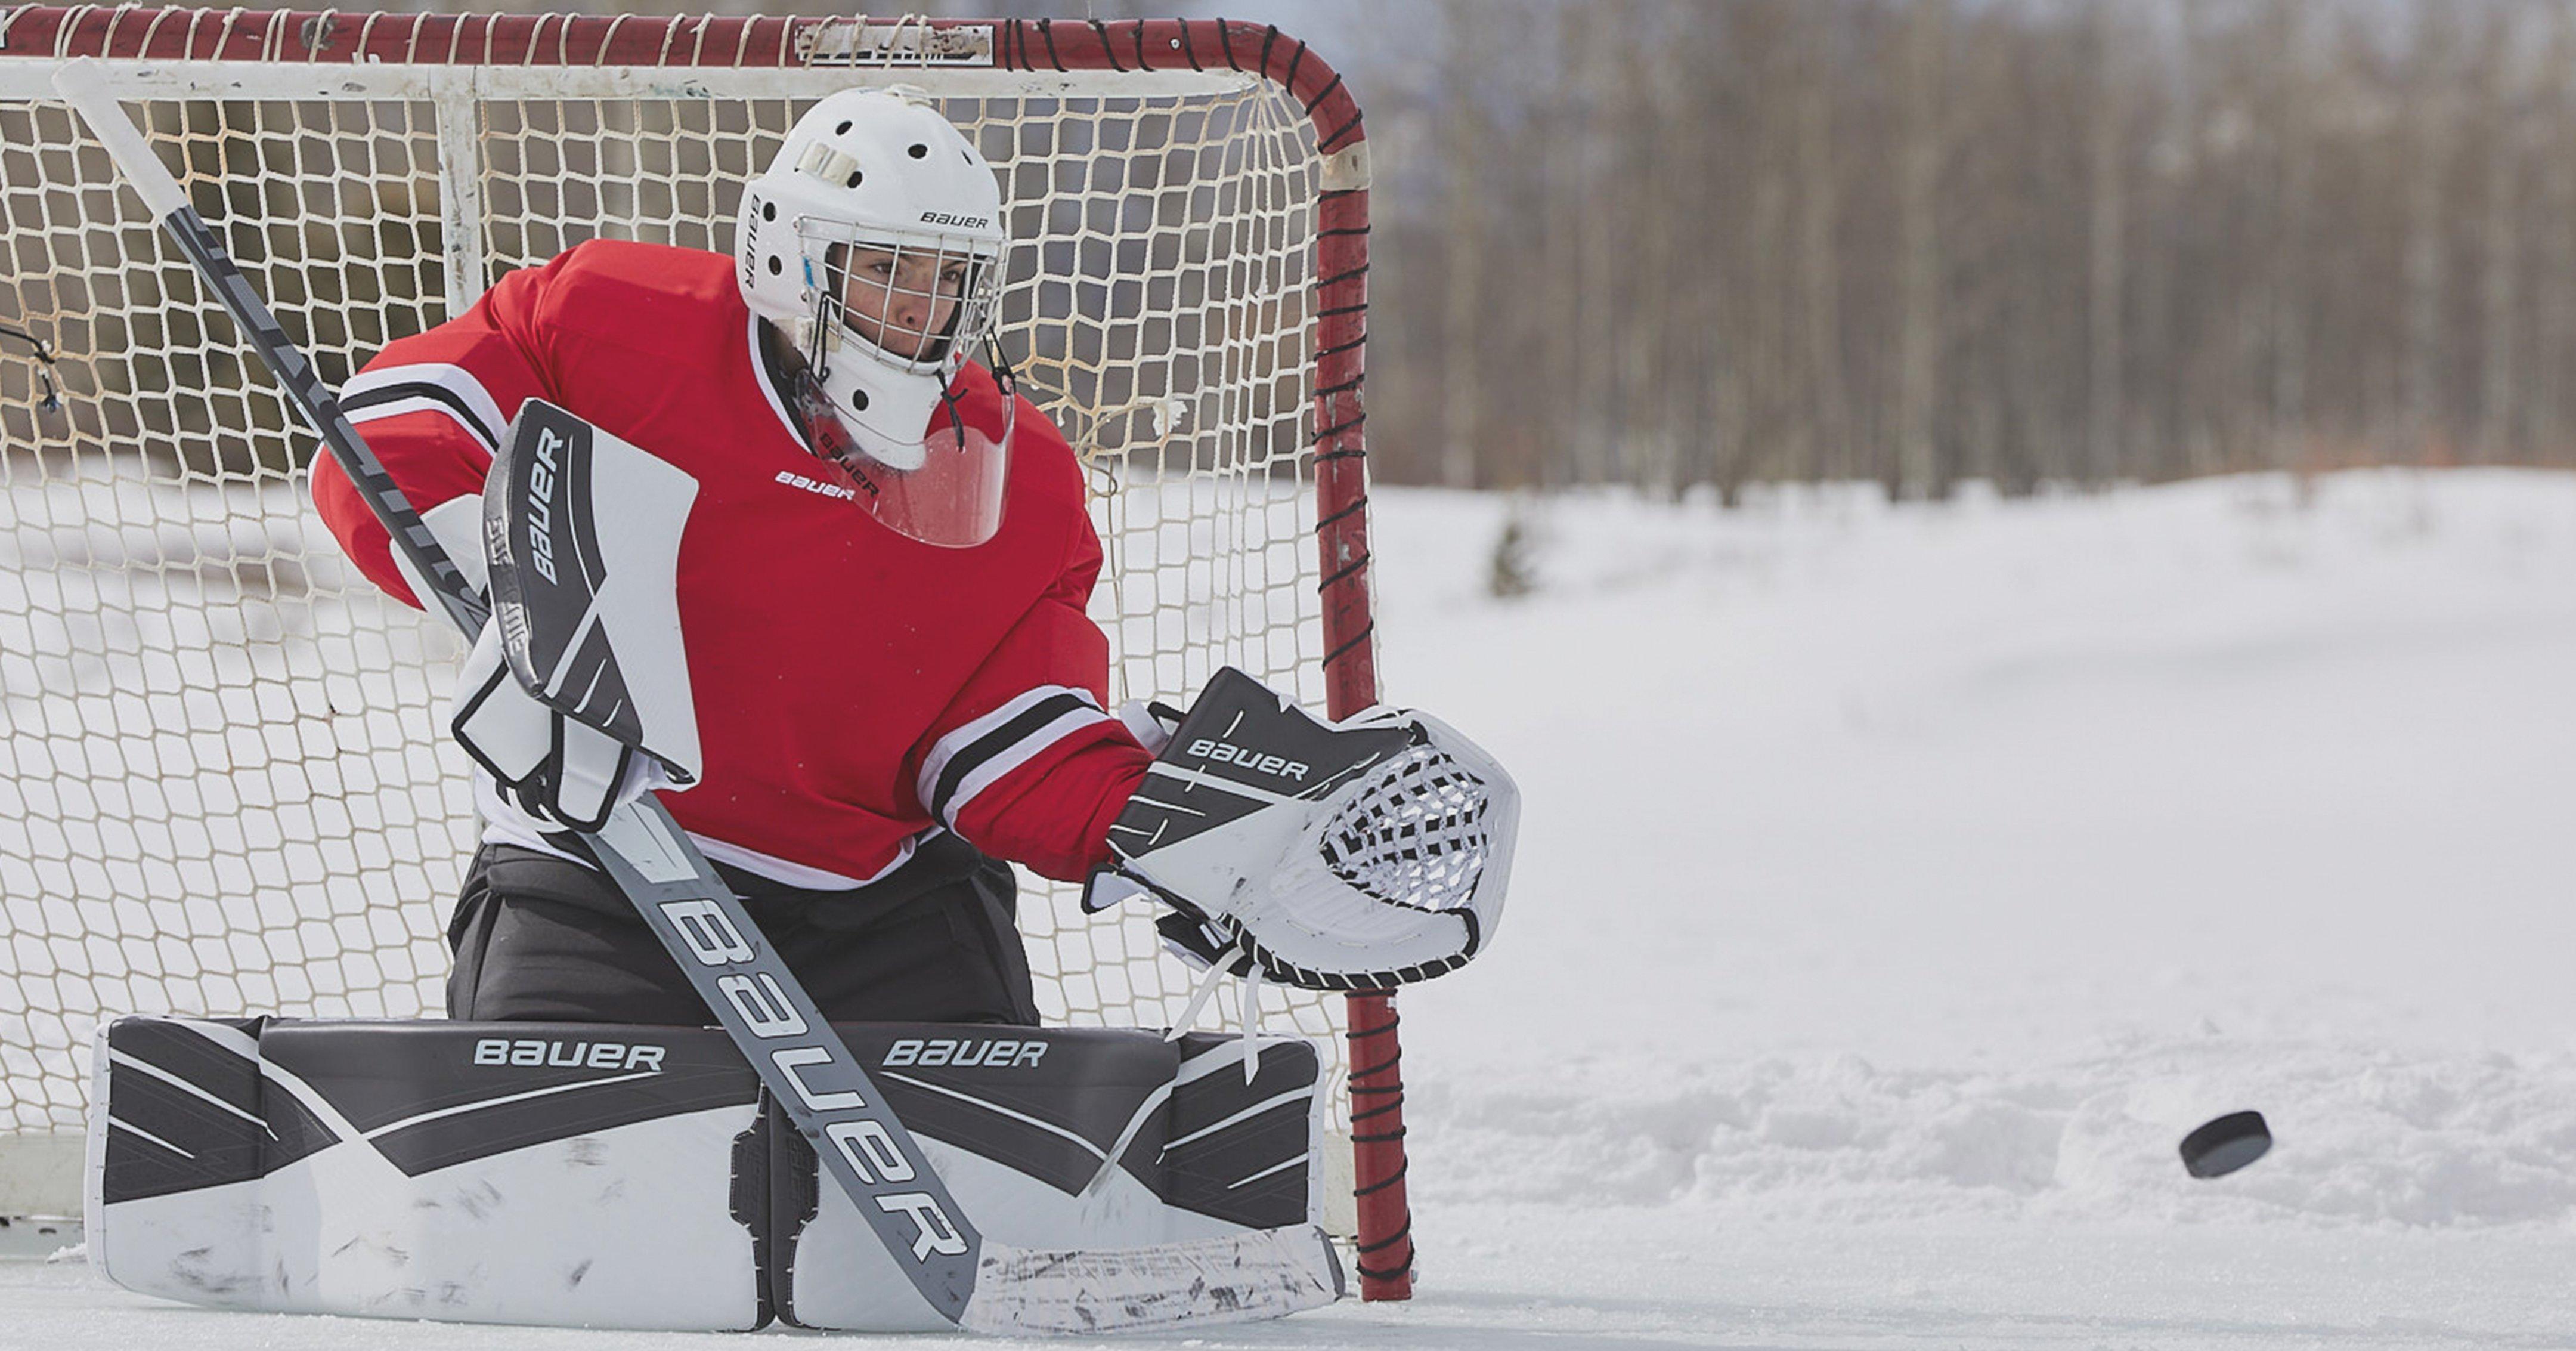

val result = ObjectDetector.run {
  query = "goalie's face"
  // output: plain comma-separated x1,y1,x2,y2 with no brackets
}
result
832,243,969,363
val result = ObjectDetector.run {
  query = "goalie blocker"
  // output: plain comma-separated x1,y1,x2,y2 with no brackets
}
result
86,1016,1336,1330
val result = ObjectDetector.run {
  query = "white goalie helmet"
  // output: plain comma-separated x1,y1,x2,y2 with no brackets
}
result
738,88,1013,545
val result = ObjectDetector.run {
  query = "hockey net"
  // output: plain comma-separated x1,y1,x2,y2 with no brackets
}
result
0,8,1398,1287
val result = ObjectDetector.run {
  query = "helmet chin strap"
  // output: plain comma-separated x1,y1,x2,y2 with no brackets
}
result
980,327,1018,401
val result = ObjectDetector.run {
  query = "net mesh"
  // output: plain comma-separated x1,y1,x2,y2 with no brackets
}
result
0,67,1340,1153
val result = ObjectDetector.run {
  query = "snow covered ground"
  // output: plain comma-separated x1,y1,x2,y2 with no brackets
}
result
9,467,2576,1347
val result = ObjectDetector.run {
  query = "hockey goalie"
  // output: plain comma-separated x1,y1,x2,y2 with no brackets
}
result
79,84,1519,1333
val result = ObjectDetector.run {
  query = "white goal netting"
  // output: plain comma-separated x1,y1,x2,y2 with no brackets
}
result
0,25,1361,1205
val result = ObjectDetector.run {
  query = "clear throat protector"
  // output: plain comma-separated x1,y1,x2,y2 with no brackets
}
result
770,321,1015,550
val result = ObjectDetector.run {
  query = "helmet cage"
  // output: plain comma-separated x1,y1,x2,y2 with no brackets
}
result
797,217,1005,385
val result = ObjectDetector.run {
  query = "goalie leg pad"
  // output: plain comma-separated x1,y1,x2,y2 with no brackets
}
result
89,1018,1335,1331
781,1030,1331,1329
87,1016,767,1330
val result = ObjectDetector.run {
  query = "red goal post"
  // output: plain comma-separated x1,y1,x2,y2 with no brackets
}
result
0,7,1410,1299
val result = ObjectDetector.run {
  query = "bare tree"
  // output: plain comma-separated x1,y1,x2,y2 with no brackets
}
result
2476,11,2527,464
1438,0,1488,489
2267,0,2314,469
1797,7,1854,483
2088,1,2129,483
1896,0,1951,499
2402,8,2459,462
1279,0,2576,493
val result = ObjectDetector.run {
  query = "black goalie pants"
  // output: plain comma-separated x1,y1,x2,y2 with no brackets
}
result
446,835,1041,1027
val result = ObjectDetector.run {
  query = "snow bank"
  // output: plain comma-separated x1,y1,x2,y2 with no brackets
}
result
9,468,2574,1347
1369,469,2576,1236
1413,1036,2576,1228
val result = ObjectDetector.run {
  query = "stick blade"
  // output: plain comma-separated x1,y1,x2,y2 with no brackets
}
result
959,1225,1343,1335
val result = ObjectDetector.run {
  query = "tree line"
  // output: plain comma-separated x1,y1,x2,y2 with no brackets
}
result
13,0,2560,499
1352,0,2576,496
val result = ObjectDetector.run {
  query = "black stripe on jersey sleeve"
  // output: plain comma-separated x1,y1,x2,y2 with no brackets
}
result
342,382,503,451
929,691,1097,824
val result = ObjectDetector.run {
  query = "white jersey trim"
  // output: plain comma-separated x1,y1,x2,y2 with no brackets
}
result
917,685,1116,830
693,830,922,891
342,361,512,455
473,774,925,891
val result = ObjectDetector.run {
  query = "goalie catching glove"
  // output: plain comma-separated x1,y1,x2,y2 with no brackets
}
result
1084,668,1519,990
449,400,705,833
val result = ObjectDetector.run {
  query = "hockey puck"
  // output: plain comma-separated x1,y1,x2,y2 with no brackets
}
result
2179,1109,2272,1179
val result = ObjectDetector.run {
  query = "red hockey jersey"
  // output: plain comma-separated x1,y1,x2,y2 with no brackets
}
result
311,240,1147,886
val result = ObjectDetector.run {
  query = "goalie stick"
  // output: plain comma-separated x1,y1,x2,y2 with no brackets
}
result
51,59,1339,1335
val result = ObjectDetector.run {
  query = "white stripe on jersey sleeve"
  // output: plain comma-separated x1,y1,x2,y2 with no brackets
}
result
343,361,513,450
916,685,1116,830
344,395,499,462
939,703,1119,828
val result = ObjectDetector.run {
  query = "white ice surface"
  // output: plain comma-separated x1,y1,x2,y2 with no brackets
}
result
10,468,2576,1347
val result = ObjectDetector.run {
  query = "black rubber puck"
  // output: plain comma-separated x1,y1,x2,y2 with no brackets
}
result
2179,1109,2272,1179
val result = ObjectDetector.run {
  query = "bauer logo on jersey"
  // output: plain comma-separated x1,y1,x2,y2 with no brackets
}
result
1187,738,1311,782
472,1038,669,1072
776,468,859,501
